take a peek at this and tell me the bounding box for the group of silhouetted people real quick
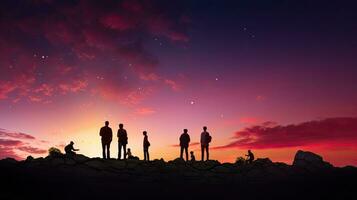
[99,121,150,160]
[64,121,255,163]
[179,126,212,161]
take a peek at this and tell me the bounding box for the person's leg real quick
[102,142,106,159]
[185,147,188,161]
[147,148,150,161]
[206,145,209,161]
[123,144,127,160]
[118,143,122,160]
[144,149,147,161]
[180,146,183,159]
[201,145,204,161]
[107,143,111,159]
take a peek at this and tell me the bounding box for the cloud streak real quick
[214,117,357,150]
[0,128,48,160]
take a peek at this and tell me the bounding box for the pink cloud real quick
[0,128,48,160]
[171,142,200,147]
[100,13,135,31]
[0,129,36,140]
[214,117,357,150]
[18,146,47,154]
[135,107,156,115]
[0,0,189,105]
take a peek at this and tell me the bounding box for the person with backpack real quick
[200,126,212,161]
[143,131,150,161]
[117,123,128,160]
[179,129,191,161]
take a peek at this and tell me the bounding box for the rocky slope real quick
[1,150,356,200]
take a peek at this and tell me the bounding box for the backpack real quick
[207,134,212,143]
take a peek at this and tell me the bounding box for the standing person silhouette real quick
[200,126,212,161]
[99,121,113,159]
[143,131,150,161]
[179,129,190,161]
[117,123,128,160]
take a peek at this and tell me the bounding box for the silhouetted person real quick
[143,131,150,161]
[65,141,79,155]
[117,123,128,160]
[190,151,196,161]
[200,126,212,161]
[126,148,134,159]
[99,121,113,159]
[179,129,190,161]
[246,150,254,164]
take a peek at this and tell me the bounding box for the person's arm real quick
[109,128,113,141]
[188,135,190,143]
[99,128,103,136]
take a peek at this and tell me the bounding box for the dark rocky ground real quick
[1,150,356,200]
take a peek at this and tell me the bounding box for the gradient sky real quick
[1,0,357,166]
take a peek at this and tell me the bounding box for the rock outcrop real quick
[0,150,356,200]
[293,150,333,171]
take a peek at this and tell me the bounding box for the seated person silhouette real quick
[246,150,254,164]
[190,151,196,161]
[126,148,139,160]
[65,141,79,155]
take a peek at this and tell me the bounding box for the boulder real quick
[293,150,333,171]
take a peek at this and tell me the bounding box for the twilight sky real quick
[1,0,357,166]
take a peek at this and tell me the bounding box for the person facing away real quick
[200,126,212,161]
[179,129,190,161]
[64,141,79,155]
[143,131,150,161]
[246,150,255,164]
[99,121,113,159]
[117,123,128,160]
[190,151,196,161]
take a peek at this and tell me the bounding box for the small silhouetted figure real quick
[200,126,212,161]
[65,141,79,155]
[179,129,190,161]
[126,148,139,160]
[143,131,150,161]
[99,121,113,159]
[117,123,128,160]
[126,148,133,159]
[246,150,254,164]
[190,151,196,161]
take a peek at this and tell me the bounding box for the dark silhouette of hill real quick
[0,150,356,200]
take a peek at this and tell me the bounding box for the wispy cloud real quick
[213,117,357,150]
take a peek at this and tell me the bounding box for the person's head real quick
[143,131,147,136]
[190,151,194,155]
[70,141,74,145]
[248,150,251,153]
[127,148,131,152]
[105,121,109,126]
[119,123,123,129]
[184,129,188,133]
[203,126,207,131]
